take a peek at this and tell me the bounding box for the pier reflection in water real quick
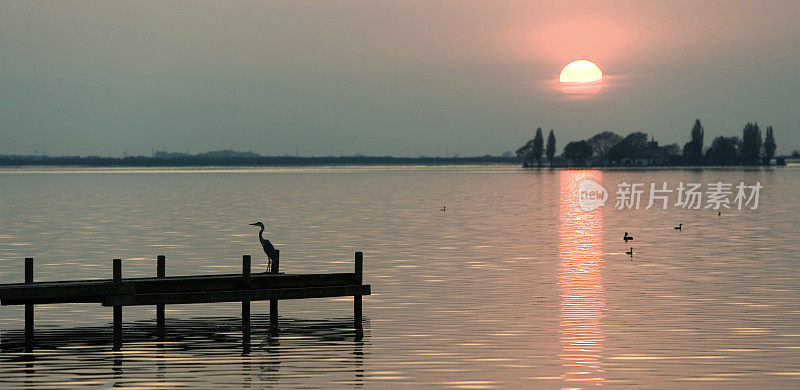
[559,170,606,386]
[0,316,368,387]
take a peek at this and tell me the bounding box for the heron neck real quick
[259,226,265,238]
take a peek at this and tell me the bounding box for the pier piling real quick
[24,257,33,351]
[113,258,122,350]
[156,255,165,333]
[270,250,280,332]
[355,252,363,330]
[242,254,252,353]
[242,254,251,330]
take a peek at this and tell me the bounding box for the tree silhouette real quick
[532,127,544,167]
[563,141,593,166]
[515,139,533,167]
[705,136,739,165]
[683,119,705,165]
[587,131,622,166]
[546,129,556,167]
[608,132,649,164]
[741,122,763,165]
[764,125,776,164]
[661,143,681,164]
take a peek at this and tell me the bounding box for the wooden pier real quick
[0,251,370,350]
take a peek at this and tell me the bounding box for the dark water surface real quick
[0,165,798,388]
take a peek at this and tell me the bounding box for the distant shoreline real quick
[0,155,795,168]
[0,155,518,167]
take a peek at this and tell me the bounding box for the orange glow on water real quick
[559,170,606,385]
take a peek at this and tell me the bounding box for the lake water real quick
[0,165,798,388]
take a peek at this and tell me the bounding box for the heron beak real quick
[249,223,258,226]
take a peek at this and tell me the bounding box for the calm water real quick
[0,165,799,388]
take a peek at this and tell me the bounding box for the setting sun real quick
[559,60,603,96]
[559,60,603,83]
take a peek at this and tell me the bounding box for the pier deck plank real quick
[0,273,363,305]
[102,284,371,306]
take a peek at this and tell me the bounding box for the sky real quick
[1,0,798,157]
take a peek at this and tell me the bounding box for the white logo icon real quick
[576,179,608,212]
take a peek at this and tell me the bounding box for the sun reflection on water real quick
[559,170,606,386]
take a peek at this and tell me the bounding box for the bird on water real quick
[624,232,634,242]
[250,222,278,273]
[441,206,446,212]
[626,247,634,257]
[674,223,683,230]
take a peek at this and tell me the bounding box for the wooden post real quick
[242,255,251,336]
[354,252,363,329]
[243,255,252,286]
[269,250,279,331]
[113,258,122,282]
[24,257,34,351]
[271,249,280,274]
[156,255,165,337]
[113,258,122,350]
[355,251,363,284]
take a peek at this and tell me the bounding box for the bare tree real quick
[587,131,622,166]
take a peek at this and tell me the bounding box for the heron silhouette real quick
[623,232,634,242]
[250,222,278,272]
[674,223,683,230]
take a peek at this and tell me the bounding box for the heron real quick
[626,247,634,257]
[674,223,683,230]
[623,232,634,242]
[250,222,278,273]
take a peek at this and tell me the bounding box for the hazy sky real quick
[1,1,798,157]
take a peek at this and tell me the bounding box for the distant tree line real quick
[0,153,518,167]
[516,119,784,167]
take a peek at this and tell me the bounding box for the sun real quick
[560,60,602,83]
[559,60,603,96]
